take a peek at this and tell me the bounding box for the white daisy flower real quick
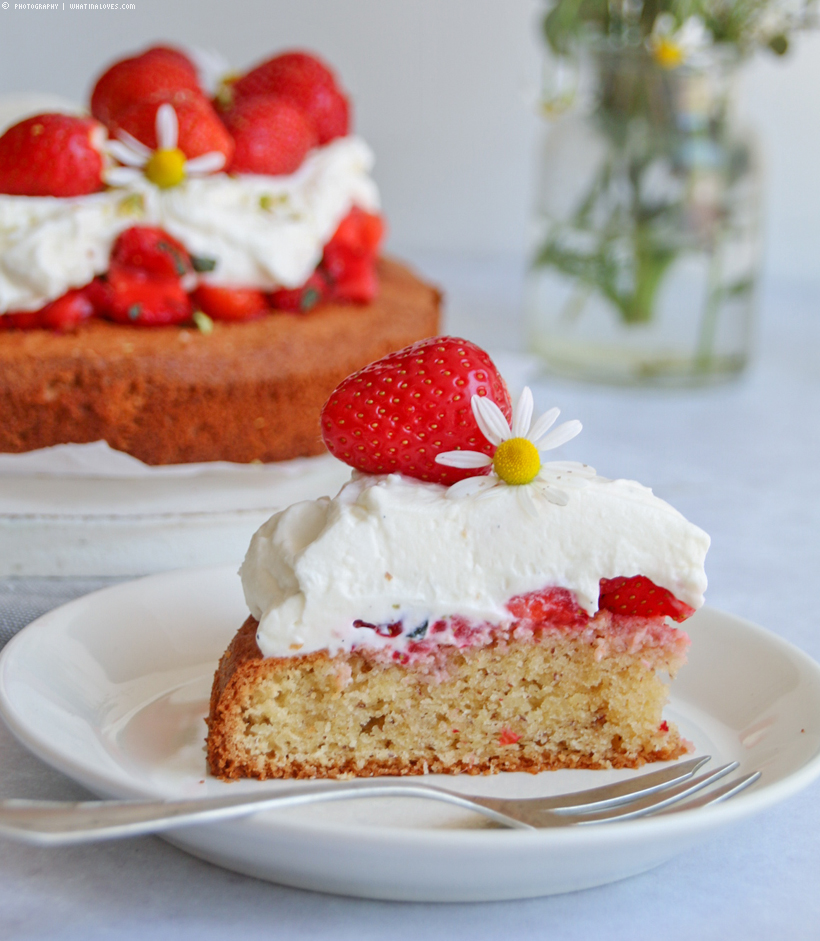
[434,387,596,516]
[648,14,711,69]
[105,103,226,190]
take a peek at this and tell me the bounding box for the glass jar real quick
[525,44,761,386]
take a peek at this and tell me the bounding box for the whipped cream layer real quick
[242,472,710,659]
[0,136,378,313]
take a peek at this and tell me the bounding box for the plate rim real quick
[2,565,820,848]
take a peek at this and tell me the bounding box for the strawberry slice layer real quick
[598,575,694,623]
[506,587,590,629]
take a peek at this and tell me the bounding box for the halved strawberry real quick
[191,283,268,322]
[91,46,201,127]
[0,114,105,197]
[0,310,44,331]
[1,285,98,332]
[222,95,317,176]
[598,576,694,622]
[229,51,350,144]
[327,206,385,256]
[322,207,384,303]
[97,269,192,326]
[324,248,378,303]
[269,271,328,312]
[321,336,512,484]
[111,226,194,280]
[111,90,234,164]
[506,587,590,629]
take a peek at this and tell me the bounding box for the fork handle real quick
[0,781,529,846]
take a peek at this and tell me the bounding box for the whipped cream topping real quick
[242,471,710,659]
[0,136,379,313]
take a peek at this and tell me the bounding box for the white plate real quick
[1,567,820,902]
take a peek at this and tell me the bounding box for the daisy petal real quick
[435,450,493,469]
[446,475,498,499]
[512,387,534,438]
[107,139,149,167]
[156,103,178,151]
[104,166,143,186]
[113,131,152,161]
[186,151,226,175]
[538,485,570,506]
[472,395,511,446]
[528,406,560,445]
[537,419,582,452]
[516,486,540,519]
[542,460,593,473]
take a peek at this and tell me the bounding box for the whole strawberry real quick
[0,114,105,197]
[321,337,512,485]
[91,45,201,127]
[111,90,234,163]
[222,95,317,176]
[229,50,350,144]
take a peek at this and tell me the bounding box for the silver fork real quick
[0,756,759,845]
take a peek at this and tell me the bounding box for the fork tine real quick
[568,761,740,825]
[530,755,711,813]
[653,771,761,816]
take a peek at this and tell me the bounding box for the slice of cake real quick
[0,45,440,464]
[207,337,710,780]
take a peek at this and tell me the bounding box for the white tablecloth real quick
[1,256,819,939]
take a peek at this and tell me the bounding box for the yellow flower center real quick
[492,437,541,486]
[144,148,187,189]
[652,39,684,69]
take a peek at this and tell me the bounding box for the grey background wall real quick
[0,0,817,286]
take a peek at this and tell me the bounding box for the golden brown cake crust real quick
[206,617,688,781]
[0,258,441,464]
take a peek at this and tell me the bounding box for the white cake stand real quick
[0,444,351,576]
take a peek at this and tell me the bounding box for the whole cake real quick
[207,337,710,780]
[0,45,440,464]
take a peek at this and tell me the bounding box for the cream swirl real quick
[0,136,379,313]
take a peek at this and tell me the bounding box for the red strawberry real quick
[191,283,268,322]
[598,576,694,623]
[97,269,192,326]
[111,226,194,280]
[507,587,590,629]
[112,91,234,163]
[324,249,379,303]
[39,287,97,331]
[1,285,98,332]
[321,336,512,484]
[0,114,105,197]
[269,271,328,313]
[321,207,384,303]
[91,46,201,127]
[328,207,385,256]
[222,95,317,176]
[230,51,350,144]
[0,310,44,331]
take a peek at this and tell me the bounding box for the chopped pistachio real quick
[192,310,214,335]
[191,255,217,273]
[117,193,146,217]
